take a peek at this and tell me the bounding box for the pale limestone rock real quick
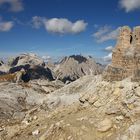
[54,55,103,83]
[94,100,103,108]
[33,115,38,120]
[118,121,140,140]
[41,86,52,94]
[79,93,90,103]
[97,118,113,132]
[134,87,140,97]
[115,115,124,121]
[11,53,45,67]
[103,26,140,82]
[105,105,121,115]
[88,95,98,104]
[32,129,40,135]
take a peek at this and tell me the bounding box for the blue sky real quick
[0,0,140,61]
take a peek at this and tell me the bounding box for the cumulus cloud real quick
[0,0,24,12]
[93,25,120,43]
[0,20,14,32]
[31,17,88,34]
[105,46,114,52]
[103,53,112,62]
[44,18,88,34]
[119,0,140,12]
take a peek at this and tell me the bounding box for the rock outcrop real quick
[9,53,54,81]
[10,53,45,67]
[0,60,10,74]
[54,55,103,83]
[103,26,140,81]
[0,78,64,122]
[2,75,140,140]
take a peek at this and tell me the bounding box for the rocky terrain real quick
[1,75,140,140]
[0,60,10,74]
[54,55,103,83]
[1,26,140,140]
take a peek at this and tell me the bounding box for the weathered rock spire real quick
[103,26,140,81]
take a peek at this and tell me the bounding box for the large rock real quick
[54,55,103,83]
[103,26,140,81]
[0,60,10,74]
[96,118,113,132]
[0,82,48,120]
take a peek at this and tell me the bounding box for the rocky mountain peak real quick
[54,55,103,83]
[10,53,45,67]
[103,26,140,81]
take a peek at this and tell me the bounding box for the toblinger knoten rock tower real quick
[103,26,140,81]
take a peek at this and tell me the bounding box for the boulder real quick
[96,118,113,132]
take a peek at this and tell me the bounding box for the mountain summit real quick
[54,55,103,83]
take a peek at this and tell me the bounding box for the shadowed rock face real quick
[69,55,87,63]
[9,54,54,81]
[0,71,6,75]
[27,66,54,81]
[54,55,103,83]
[103,26,140,81]
[0,61,4,66]
[9,64,31,73]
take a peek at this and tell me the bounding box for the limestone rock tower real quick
[103,26,140,81]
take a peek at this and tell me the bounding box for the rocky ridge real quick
[54,55,103,83]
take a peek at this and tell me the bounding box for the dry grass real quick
[0,73,17,82]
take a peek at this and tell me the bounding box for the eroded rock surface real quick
[8,53,54,81]
[0,60,10,74]
[54,55,103,83]
[1,75,140,140]
[103,26,140,81]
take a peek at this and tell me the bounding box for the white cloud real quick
[31,17,88,34]
[93,25,111,38]
[105,46,114,52]
[103,53,112,62]
[31,16,44,29]
[0,0,24,12]
[44,18,87,34]
[119,0,140,12]
[0,20,14,32]
[93,25,120,43]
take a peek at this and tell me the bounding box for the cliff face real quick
[103,26,140,81]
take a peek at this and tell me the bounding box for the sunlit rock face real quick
[0,60,10,74]
[54,55,103,83]
[103,26,140,81]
